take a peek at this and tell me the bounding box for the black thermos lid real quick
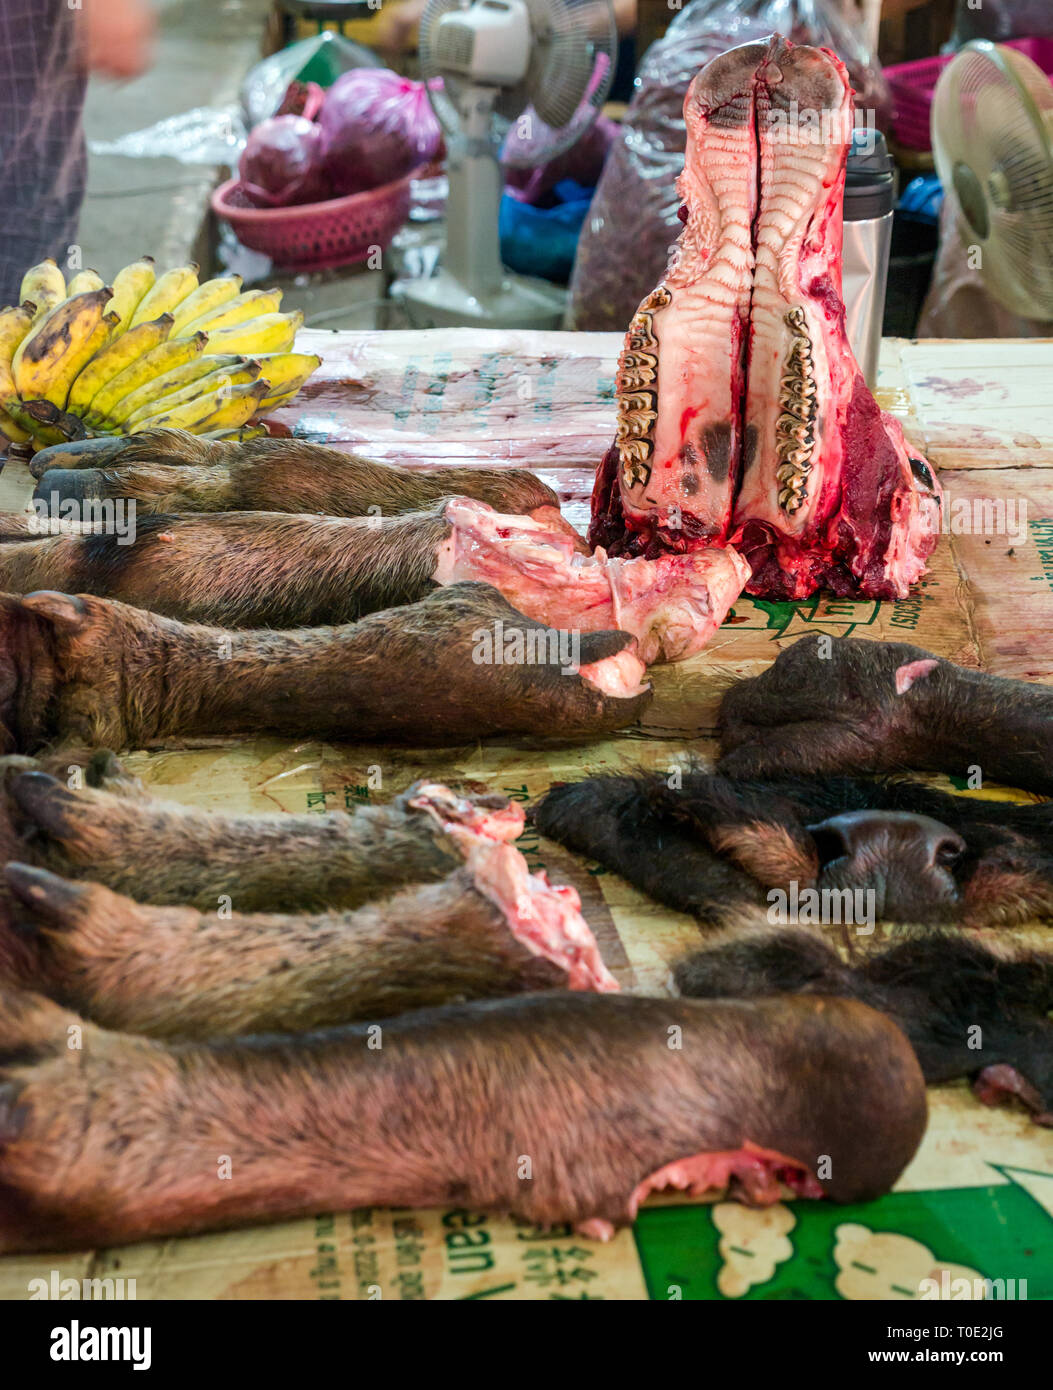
[844,128,894,221]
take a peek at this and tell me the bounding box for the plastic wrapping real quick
[917,199,1053,338]
[241,33,381,130]
[88,34,382,172]
[566,0,890,331]
[319,71,443,197]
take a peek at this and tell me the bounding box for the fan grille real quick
[419,0,615,167]
[933,41,1053,318]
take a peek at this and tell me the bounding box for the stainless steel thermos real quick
[842,127,895,388]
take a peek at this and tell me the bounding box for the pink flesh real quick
[590,36,941,602]
[526,505,591,553]
[458,834,619,993]
[736,41,940,600]
[409,782,618,992]
[434,497,750,665]
[407,782,526,843]
[578,647,649,698]
[895,658,939,695]
[577,1139,826,1242]
[972,1064,1052,1127]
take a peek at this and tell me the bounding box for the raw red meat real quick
[434,498,750,665]
[590,36,941,602]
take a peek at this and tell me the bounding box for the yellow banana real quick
[169,275,242,337]
[200,424,268,442]
[252,352,321,410]
[13,288,115,404]
[203,312,304,358]
[66,269,106,296]
[100,353,246,424]
[123,361,262,431]
[46,310,122,409]
[0,304,35,406]
[88,332,208,428]
[20,260,66,322]
[67,314,174,417]
[178,287,282,337]
[0,406,31,445]
[129,263,199,328]
[132,378,268,435]
[108,255,156,335]
[192,380,271,434]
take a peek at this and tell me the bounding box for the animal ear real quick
[20,591,88,629]
[895,658,939,694]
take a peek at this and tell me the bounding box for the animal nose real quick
[808,810,966,874]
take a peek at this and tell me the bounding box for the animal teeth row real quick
[775,306,817,514]
[615,285,671,491]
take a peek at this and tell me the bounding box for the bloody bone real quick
[0,583,650,754]
[590,37,941,601]
[434,498,751,663]
[735,40,940,598]
[593,41,762,553]
[7,773,527,913]
[2,828,616,1038]
[533,770,1053,929]
[32,428,571,523]
[675,930,1053,1127]
[0,986,926,1252]
[718,633,1053,795]
[2,499,748,662]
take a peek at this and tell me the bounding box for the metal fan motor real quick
[393,0,616,330]
[932,40,1053,319]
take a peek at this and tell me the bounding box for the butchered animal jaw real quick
[593,35,941,602]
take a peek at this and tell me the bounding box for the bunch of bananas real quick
[0,257,321,450]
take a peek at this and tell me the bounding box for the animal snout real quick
[807,810,966,923]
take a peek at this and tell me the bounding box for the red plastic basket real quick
[212,172,414,271]
[885,37,1053,153]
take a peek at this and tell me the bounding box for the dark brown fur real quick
[32,429,562,518]
[0,583,650,753]
[674,929,1053,1125]
[533,770,1053,928]
[8,772,480,911]
[1,862,570,1038]
[718,633,1053,794]
[0,508,451,627]
[0,986,926,1252]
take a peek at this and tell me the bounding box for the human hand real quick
[78,0,157,80]
[373,0,427,58]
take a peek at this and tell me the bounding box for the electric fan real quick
[394,0,617,330]
[932,40,1053,319]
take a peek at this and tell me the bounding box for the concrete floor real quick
[79,0,387,328]
[78,0,272,278]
